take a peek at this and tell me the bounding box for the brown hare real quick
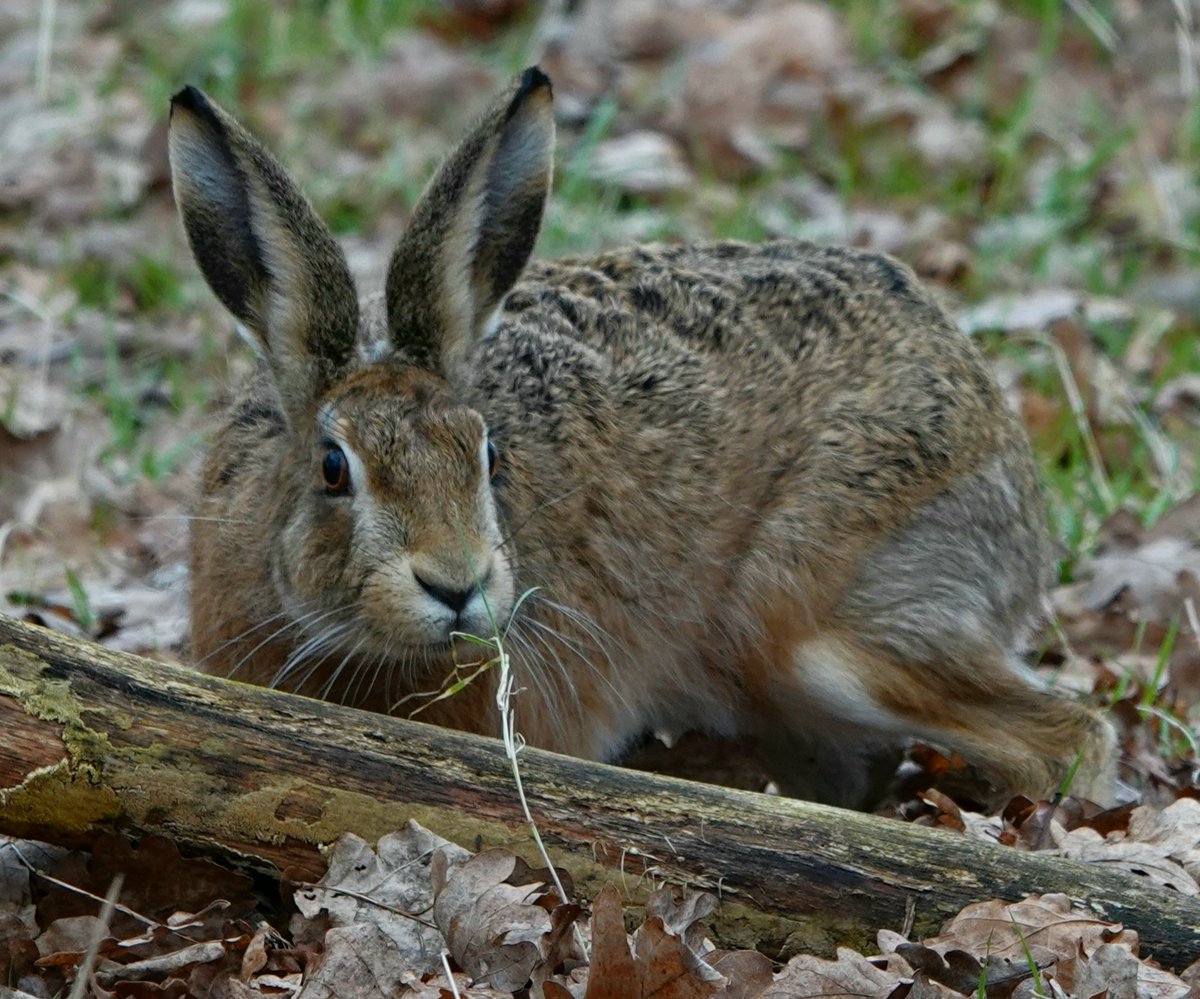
[170,68,1116,809]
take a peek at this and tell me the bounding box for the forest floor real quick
[2,0,1200,996]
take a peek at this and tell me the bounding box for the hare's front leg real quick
[753,723,904,810]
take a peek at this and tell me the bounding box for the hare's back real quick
[504,241,1005,446]
[511,240,971,375]
[485,239,1021,543]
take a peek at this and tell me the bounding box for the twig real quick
[1064,0,1118,52]
[6,842,199,942]
[524,0,568,67]
[1172,0,1197,97]
[495,640,572,906]
[68,875,123,999]
[440,949,463,999]
[1036,331,1115,510]
[492,624,590,962]
[1185,596,1200,656]
[291,881,437,929]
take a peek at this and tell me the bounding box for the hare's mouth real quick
[343,616,502,663]
[399,631,505,659]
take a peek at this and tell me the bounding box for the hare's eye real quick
[486,438,499,479]
[321,445,351,495]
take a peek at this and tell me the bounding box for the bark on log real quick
[1,614,1197,969]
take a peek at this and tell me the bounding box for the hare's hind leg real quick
[753,456,1116,806]
[966,679,1117,804]
[812,454,1115,805]
[860,641,1118,805]
[770,632,1117,807]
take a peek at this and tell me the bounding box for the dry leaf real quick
[760,947,904,999]
[37,835,254,944]
[399,968,513,999]
[632,917,725,999]
[957,290,1131,336]
[589,132,694,197]
[432,848,572,992]
[0,367,71,439]
[929,894,1136,963]
[34,915,113,966]
[299,924,421,999]
[643,889,716,953]
[0,987,49,999]
[670,1,848,177]
[239,923,272,982]
[1054,827,1199,894]
[94,940,227,984]
[291,822,470,996]
[705,950,774,999]
[583,885,638,999]
[1126,799,1200,882]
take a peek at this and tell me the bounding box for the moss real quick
[1,760,123,833]
[0,649,83,725]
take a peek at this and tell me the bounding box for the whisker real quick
[136,515,258,525]
[191,610,291,670]
[523,614,635,718]
[227,606,344,681]
[383,640,401,713]
[268,604,361,687]
[331,636,374,705]
[531,594,627,666]
[505,622,562,716]
[361,647,392,711]
[275,621,356,691]
[281,638,353,696]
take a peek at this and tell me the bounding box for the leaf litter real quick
[6,824,1199,999]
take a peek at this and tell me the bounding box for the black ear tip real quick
[170,85,211,119]
[516,66,552,101]
[504,67,552,122]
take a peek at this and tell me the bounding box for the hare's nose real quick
[413,572,478,614]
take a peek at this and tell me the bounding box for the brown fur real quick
[172,70,1117,809]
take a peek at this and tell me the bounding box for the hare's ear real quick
[386,67,554,375]
[168,86,358,422]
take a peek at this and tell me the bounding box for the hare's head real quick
[169,70,554,658]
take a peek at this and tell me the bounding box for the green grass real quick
[65,255,185,314]
[1009,916,1047,999]
[79,318,208,482]
[64,567,96,632]
[132,0,433,105]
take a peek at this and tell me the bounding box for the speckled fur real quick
[173,71,1116,809]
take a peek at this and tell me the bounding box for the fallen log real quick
[1,614,1197,968]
